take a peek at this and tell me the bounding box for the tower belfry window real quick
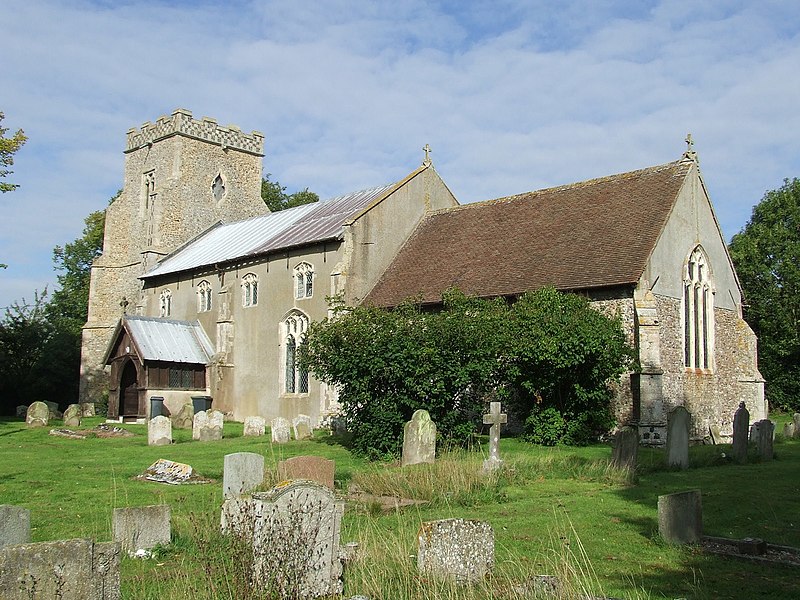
[212,174,225,202]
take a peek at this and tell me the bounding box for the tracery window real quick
[283,311,309,394]
[294,262,314,299]
[197,280,212,312]
[242,273,259,307]
[683,246,714,370]
[159,289,172,318]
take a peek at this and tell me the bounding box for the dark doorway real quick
[120,360,140,416]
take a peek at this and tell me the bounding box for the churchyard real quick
[1,412,799,599]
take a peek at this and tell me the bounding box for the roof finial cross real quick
[119,296,130,314]
[683,133,699,163]
[422,143,432,166]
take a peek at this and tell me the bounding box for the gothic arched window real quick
[242,273,258,307]
[282,311,309,394]
[294,262,314,300]
[683,246,714,370]
[159,289,172,318]
[197,280,212,312]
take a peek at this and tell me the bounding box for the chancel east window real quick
[283,311,309,394]
[294,262,314,299]
[197,280,212,312]
[683,246,714,370]
[159,289,172,318]
[242,273,259,307]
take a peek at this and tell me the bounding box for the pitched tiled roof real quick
[364,159,693,307]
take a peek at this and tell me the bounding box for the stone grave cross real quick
[483,402,507,471]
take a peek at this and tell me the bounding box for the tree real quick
[0,111,27,193]
[729,178,800,412]
[261,174,319,211]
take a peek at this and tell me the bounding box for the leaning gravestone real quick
[147,415,172,446]
[139,459,211,485]
[1,504,31,549]
[278,455,335,490]
[402,409,437,467]
[482,402,507,472]
[26,401,50,427]
[251,480,345,598]
[0,538,120,599]
[708,424,722,445]
[417,518,494,583]
[751,419,775,461]
[293,414,313,440]
[112,505,171,557]
[193,410,224,441]
[611,426,638,470]
[224,452,265,498]
[243,416,266,437]
[666,406,690,469]
[658,489,702,544]
[271,417,291,444]
[63,403,82,428]
[172,402,194,430]
[731,402,750,464]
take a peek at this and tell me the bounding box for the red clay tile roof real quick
[364,159,693,307]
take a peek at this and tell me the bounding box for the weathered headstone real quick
[293,414,312,440]
[0,505,31,549]
[417,518,494,583]
[666,406,690,469]
[658,489,702,544]
[224,452,265,498]
[243,416,266,437]
[402,409,436,467]
[26,401,50,427]
[271,417,291,444]
[148,415,172,446]
[783,422,795,439]
[44,400,62,419]
[192,410,206,440]
[251,480,345,598]
[63,403,82,428]
[482,402,507,472]
[732,402,750,464]
[0,538,121,599]
[16,405,28,418]
[793,413,800,439]
[171,402,194,430]
[81,402,96,417]
[112,505,171,556]
[278,455,335,490]
[751,419,775,461]
[193,410,224,441]
[708,424,722,445]
[611,426,638,470]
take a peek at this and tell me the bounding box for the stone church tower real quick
[79,109,269,403]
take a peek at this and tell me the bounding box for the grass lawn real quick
[1,416,798,599]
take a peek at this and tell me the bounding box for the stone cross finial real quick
[482,401,507,472]
[683,133,698,163]
[422,143,432,166]
[120,296,130,314]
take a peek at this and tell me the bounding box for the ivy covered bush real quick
[301,287,636,458]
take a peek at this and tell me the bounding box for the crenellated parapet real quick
[125,108,264,156]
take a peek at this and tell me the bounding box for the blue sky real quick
[2,0,799,310]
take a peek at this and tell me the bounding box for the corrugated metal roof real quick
[124,316,214,364]
[143,183,396,279]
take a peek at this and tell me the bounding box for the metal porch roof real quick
[122,316,214,364]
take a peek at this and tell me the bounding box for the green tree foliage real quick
[261,174,319,212]
[0,111,27,193]
[729,178,800,412]
[301,287,635,457]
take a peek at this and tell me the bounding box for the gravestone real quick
[793,413,800,439]
[192,410,207,440]
[148,415,172,446]
[783,422,795,439]
[243,416,266,437]
[0,538,120,599]
[193,410,224,441]
[731,402,750,464]
[251,480,345,598]
[611,426,638,470]
[658,489,702,544]
[139,459,211,485]
[271,417,291,444]
[172,402,194,430]
[293,414,312,440]
[112,505,171,556]
[402,409,436,467]
[81,402,96,417]
[63,403,82,427]
[44,400,62,419]
[751,419,775,461]
[708,424,722,445]
[666,406,690,469]
[16,405,28,418]
[482,402,507,472]
[26,401,50,427]
[1,504,31,549]
[278,455,335,490]
[417,518,494,583]
[224,452,265,498]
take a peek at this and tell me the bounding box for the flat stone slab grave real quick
[137,459,212,485]
[702,535,800,567]
[417,518,494,583]
[112,505,171,556]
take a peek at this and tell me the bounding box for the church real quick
[80,109,765,443]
